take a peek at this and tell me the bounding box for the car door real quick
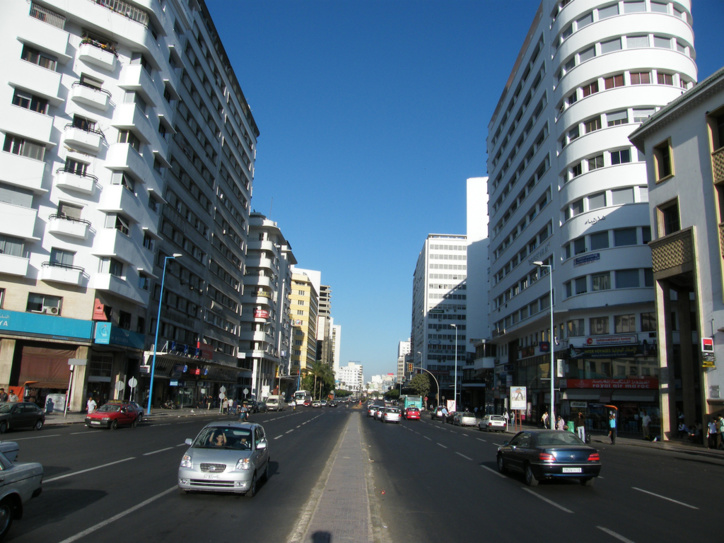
[505,432,532,473]
[253,426,269,470]
[12,404,32,429]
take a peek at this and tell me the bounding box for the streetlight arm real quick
[412,366,441,408]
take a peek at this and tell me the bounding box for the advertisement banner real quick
[510,386,527,410]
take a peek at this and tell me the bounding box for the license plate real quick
[203,474,219,480]
[562,467,582,473]
[91,421,100,425]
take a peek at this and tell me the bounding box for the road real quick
[5,407,724,542]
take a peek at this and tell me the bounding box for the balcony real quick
[119,64,158,107]
[69,81,111,111]
[113,103,155,145]
[39,262,84,286]
[54,168,97,195]
[713,147,724,184]
[93,228,138,265]
[78,39,117,71]
[10,58,62,104]
[0,253,29,277]
[650,227,694,279]
[63,124,104,154]
[98,184,143,221]
[47,214,90,240]
[19,11,71,63]
[106,143,149,181]
[2,105,53,144]
[0,152,47,192]
[0,202,37,239]
[90,273,146,305]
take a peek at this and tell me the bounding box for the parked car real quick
[404,407,421,420]
[431,407,446,420]
[480,414,507,432]
[312,401,321,408]
[367,404,380,418]
[381,407,401,424]
[497,430,601,487]
[452,411,477,426]
[0,402,45,433]
[256,401,268,413]
[0,442,43,540]
[178,421,270,496]
[85,401,142,429]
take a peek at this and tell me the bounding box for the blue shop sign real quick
[0,309,92,341]
[93,322,144,349]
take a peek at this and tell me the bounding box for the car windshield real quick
[461,412,474,417]
[97,404,122,413]
[195,427,252,450]
[489,415,504,421]
[388,408,400,414]
[535,432,585,447]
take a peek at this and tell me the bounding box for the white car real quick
[381,407,401,424]
[0,442,43,539]
[452,411,477,426]
[479,414,508,432]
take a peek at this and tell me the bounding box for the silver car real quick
[381,407,401,423]
[480,414,508,432]
[0,442,43,539]
[178,421,270,496]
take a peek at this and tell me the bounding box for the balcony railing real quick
[55,168,98,183]
[80,36,118,58]
[30,2,66,30]
[48,213,92,226]
[650,227,694,276]
[712,146,724,184]
[90,0,149,27]
[71,80,111,98]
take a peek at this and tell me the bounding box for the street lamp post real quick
[147,253,182,415]
[534,260,555,429]
[451,323,458,411]
[413,365,440,410]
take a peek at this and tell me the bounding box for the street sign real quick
[115,381,125,392]
[68,358,88,366]
[128,377,137,389]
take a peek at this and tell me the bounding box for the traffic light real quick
[408,362,413,373]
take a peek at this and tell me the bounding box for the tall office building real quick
[0,0,258,410]
[289,268,320,376]
[317,284,333,366]
[486,0,696,423]
[397,338,411,384]
[411,234,467,406]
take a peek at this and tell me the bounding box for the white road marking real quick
[632,487,698,509]
[286,429,294,434]
[597,526,636,543]
[522,488,573,513]
[44,457,136,483]
[480,465,506,479]
[274,435,283,440]
[436,443,447,449]
[424,436,432,441]
[476,438,487,443]
[456,452,472,461]
[143,447,175,456]
[58,486,177,543]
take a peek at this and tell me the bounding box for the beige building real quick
[289,268,319,376]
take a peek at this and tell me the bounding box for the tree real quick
[410,373,431,399]
[385,389,400,401]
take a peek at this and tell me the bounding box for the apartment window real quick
[633,108,656,122]
[111,171,135,191]
[576,12,593,29]
[653,139,673,180]
[570,199,584,218]
[58,202,82,220]
[657,72,674,85]
[610,149,631,164]
[611,188,634,205]
[584,116,601,133]
[50,248,74,267]
[581,81,599,97]
[588,154,604,171]
[604,74,624,89]
[630,71,651,85]
[676,41,687,54]
[124,91,148,114]
[624,1,645,13]
[0,234,24,257]
[591,316,610,335]
[575,277,587,294]
[80,73,103,90]
[12,89,49,114]
[589,191,606,210]
[568,318,585,336]
[2,134,45,161]
[590,231,609,250]
[606,111,628,127]
[650,1,668,13]
[658,200,680,235]
[627,35,649,49]
[568,126,580,142]
[710,109,724,151]
[130,52,152,74]
[598,4,619,19]
[143,232,154,251]
[65,158,88,176]
[20,45,57,71]
[616,270,640,289]
[561,24,573,40]
[570,162,582,178]
[601,38,622,54]
[139,273,150,291]
[615,313,636,333]
[118,130,141,151]
[654,36,671,49]
[579,46,595,62]
[567,91,578,106]
[574,238,586,255]
[99,257,124,277]
[592,272,611,291]
[0,183,33,207]
[641,312,656,332]
[27,293,61,313]
[106,213,130,235]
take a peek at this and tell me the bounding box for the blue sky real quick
[207,0,724,381]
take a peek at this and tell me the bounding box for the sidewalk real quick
[43,405,215,426]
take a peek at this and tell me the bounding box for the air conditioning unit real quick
[42,306,59,315]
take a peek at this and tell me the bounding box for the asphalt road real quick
[5,408,724,542]
[362,413,724,543]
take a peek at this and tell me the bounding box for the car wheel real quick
[247,472,257,497]
[111,420,118,430]
[581,477,595,487]
[497,455,507,474]
[0,422,6,434]
[34,419,43,431]
[524,463,539,487]
[0,498,13,540]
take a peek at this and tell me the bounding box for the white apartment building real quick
[411,234,467,406]
[241,213,296,400]
[486,0,696,426]
[0,0,258,410]
[337,361,363,393]
[629,67,724,439]
[397,338,411,383]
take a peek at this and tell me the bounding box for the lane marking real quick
[632,487,698,509]
[274,435,283,440]
[10,434,61,440]
[456,452,472,461]
[476,438,487,443]
[424,436,432,441]
[44,457,136,483]
[480,465,506,479]
[286,429,294,434]
[58,486,177,543]
[143,447,175,456]
[436,443,447,449]
[597,526,636,543]
[522,488,573,513]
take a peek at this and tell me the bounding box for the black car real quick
[0,402,45,433]
[496,430,601,487]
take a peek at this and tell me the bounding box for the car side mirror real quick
[185,438,193,445]
[256,440,267,450]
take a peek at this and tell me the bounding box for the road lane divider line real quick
[596,526,636,543]
[424,436,432,440]
[480,465,506,479]
[286,429,294,434]
[436,443,447,449]
[44,457,136,483]
[11,434,62,440]
[632,487,698,509]
[274,435,283,440]
[522,488,573,513]
[456,452,472,460]
[143,447,175,456]
[58,486,177,543]
[476,438,487,442]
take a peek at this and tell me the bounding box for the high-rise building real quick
[486,0,696,421]
[317,284,333,365]
[0,0,258,410]
[289,268,320,376]
[337,361,363,394]
[411,234,467,406]
[397,339,411,384]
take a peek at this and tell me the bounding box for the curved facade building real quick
[486,0,697,431]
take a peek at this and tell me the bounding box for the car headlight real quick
[235,458,251,470]
[102,417,111,421]
[180,454,193,469]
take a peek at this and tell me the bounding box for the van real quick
[266,395,284,411]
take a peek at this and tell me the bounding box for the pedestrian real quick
[8,390,18,402]
[474,406,478,417]
[556,415,566,431]
[718,416,724,449]
[222,397,228,414]
[541,410,549,429]
[641,410,652,440]
[575,412,586,442]
[609,412,617,445]
[504,410,509,427]
[0,388,7,402]
[707,418,718,449]
[87,395,97,414]
[441,405,448,424]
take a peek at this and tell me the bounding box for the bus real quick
[293,390,311,406]
[401,395,423,411]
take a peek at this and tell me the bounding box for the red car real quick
[404,407,421,420]
[85,401,143,429]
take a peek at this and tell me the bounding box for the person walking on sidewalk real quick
[575,412,586,442]
[609,412,617,445]
[707,418,719,449]
[642,410,652,440]
[541,410,549,429]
